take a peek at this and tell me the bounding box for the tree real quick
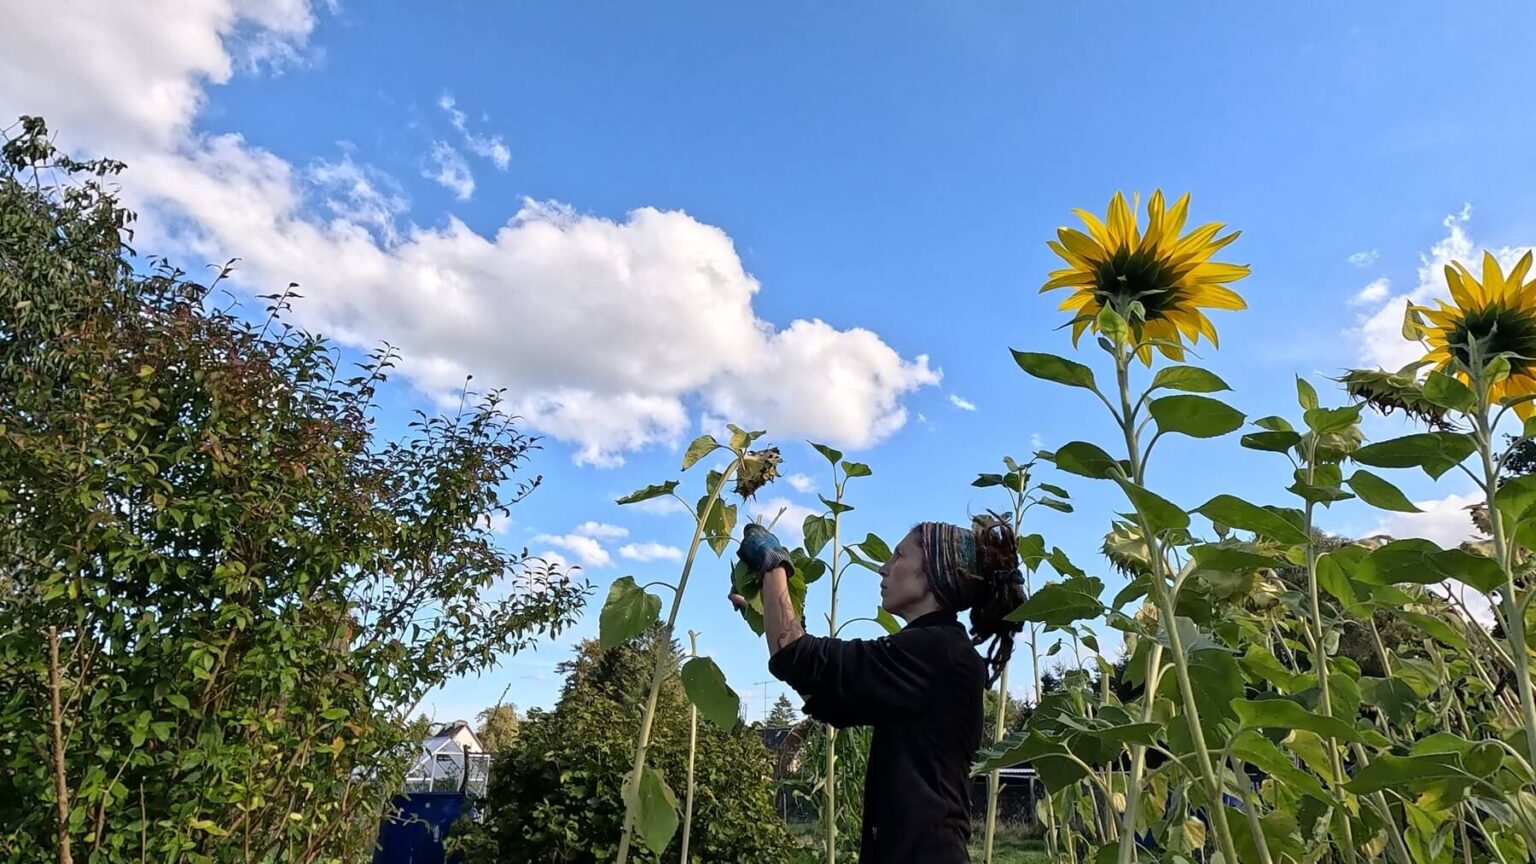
[454,634,793,863]
[476,704,520,752]
[765,694,798,727]
[0,118,588,862]
[982,687,1029,739]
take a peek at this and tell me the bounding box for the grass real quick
[968,833,1049,864]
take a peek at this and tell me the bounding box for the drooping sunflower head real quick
[1415,250,1536,417]
[1043,190,1250,364]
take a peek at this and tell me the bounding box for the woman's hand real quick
[737,523,792,576]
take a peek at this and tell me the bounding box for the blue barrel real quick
[373,792,468,864]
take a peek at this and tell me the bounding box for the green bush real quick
[456,633,793,863]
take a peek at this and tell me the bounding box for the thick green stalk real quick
[824,473,845,864]
[1110,347,1241,864]
[1473,398,1536,770]
[982,661,1009,864]
[615,462,738,864]
[1299,458,1359,864]
[680,632,700,864]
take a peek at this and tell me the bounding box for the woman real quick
[731,516,1025,863]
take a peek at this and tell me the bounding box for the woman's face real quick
[878,529,931,620]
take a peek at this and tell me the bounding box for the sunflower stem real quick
[1108,343,1242,864]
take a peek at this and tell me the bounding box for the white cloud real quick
[745,496,819,544]
[785,473,818,494]
[423,141,474,200]
[619,542,683,562]
[308,149,408,245]
[1369,491,1481,548]
[0,1,940,468]
[1347,249,1380,268]
[573,521,628,540]
[533,532,612,568]
[438,92,510,171]
[1029,433,1045,451]
[1350,277,1391,307]
[949,394,977,412]
[1349,205,1536,372]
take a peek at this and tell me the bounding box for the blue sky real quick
[5,2,1535,722]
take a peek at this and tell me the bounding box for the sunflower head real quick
[1414,250,1536,418]
[1043,190,1250,364]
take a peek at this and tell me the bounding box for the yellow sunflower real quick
[1043,191,1250,364]
[1414,250,1536,417]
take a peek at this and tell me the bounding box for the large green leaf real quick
[1006,577,1104,627]
[1357,538,1504,592]
[875,607,902,634]
[1116,479,1189,532]
[1360,676,1420,727]
[857,532,891,563]
[680,656,740,730]
[1190,543,1287,572]
[1237,644,1310,693]
[681,434,718,471]
[1303,405,1363,434]
[1149,394,1245,438]
[1344,753,1466,795]
[1151,365,1231,393]
[703,501,737,556]
[616,481,679,505]
[1231,733,1335,804]
[841,460,872,478]
[803,514,833,558]
[1351,432,1476,479]
[599,577,662,650]
[1422,370,1476,412]
[1011,350,1098,390]
[1017,533,1048,571]
[624,767,680,855]
[1346,470,1421,513]
[971,730,1088,792]
[1051,441,1122,480]
[1241,430,1302,453]
[809,441,844,465]
[1194,495,1309,544]
[1388,608,1468,652]
[1231,697,1362,743]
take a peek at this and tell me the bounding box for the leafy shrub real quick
[0,117,586,862]
[456,632,793,863]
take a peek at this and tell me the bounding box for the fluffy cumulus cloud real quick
[618,542,683,562]
[1348,205,1536,372]
[1347,249,1380,268]
[533,521,629,568]
[0,0,939,468]
[784,473,817,494]
[744,496,819,545]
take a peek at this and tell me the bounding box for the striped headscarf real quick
[918,521,977,612]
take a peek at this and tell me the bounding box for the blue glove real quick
[738,523,793,577]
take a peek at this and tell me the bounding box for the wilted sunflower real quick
[1043,191,1250,364]
[1413,250,1536,417]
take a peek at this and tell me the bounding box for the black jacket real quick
[769,610,984,863]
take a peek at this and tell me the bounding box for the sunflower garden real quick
[587,189,1536,863]
[10,111,1536,864]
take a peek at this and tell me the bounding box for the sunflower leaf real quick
[1422,371,1476,413]
[1151,365,1231,394]
[1011,350,1098,391]
[1149,395,1245,439]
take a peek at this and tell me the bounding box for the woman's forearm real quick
[762,565,806,655]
